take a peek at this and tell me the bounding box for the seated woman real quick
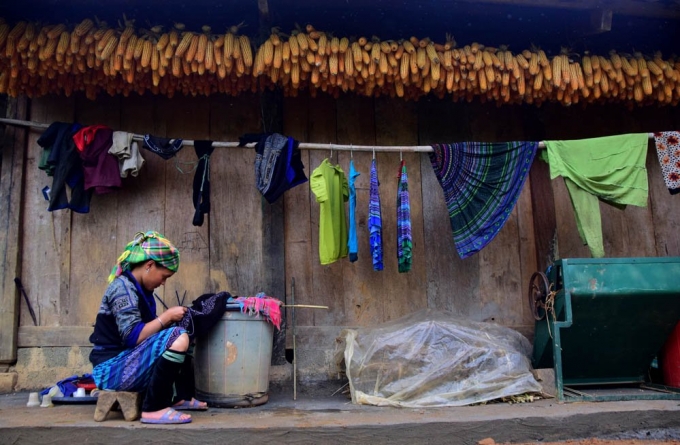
[89,231,207,424]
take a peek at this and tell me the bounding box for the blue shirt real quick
[347,160,360,262]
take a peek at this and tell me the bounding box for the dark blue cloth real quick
[40,373,93,397]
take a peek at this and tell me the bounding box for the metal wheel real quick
[528,271,550,321]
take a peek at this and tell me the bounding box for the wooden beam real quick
[18,326,92,347]
[456,0,680,19]
[0,96,28,364]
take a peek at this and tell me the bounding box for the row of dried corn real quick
[0,18,678,106]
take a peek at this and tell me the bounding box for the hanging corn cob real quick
[0,18,678,106]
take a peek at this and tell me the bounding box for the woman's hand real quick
[162,305,188,323]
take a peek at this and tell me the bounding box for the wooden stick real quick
[0,117,658,152]
[282,304,329,309]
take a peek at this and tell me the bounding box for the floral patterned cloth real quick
[653,131,680,195]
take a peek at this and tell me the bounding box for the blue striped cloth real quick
[368,159,383,271]
[92,327,184,391]
[429,142,537,259]
[397,160,412,273]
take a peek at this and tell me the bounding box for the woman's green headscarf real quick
[108,231,180,283]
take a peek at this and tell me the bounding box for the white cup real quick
[26,392,40,407]
[74,387,86,398]
[40,394,53,408]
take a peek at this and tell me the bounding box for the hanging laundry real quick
[311,158,349,265]
[229,293,282,330]
[109,131,145,178]
[73,124,108,152]
[369,158,384,271]
[543,134,648,258]
[142,135,184,160]
[240,132,308,203]
[37,122,91,213]
[75,125,121,194]
[397,160,412,273]
[430,141,537,259]
[347,159,360,262]
[653,131,680,195]
[192,140,215,226]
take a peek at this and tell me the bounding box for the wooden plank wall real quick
[13,92,680,381]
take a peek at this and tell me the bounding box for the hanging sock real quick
[396,160,412,273]
[192,141,215,226]
[543,134,648,258]
[430,141,537,259]
[347,159,360,262]
[369,159,383,271]
[653,131,680,195]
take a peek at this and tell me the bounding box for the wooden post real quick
[258,0,288,366]
[0,96,29,364]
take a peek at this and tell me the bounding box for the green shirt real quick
[311,159,349,265]
[543,133,648,258]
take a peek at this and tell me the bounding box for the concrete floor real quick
[2,388,680,445]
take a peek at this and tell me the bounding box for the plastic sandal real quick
[140,408,192,424]
[173,398,208,411]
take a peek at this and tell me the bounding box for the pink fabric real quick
[233,294,282,330]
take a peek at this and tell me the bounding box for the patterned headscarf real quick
[108,231,180,283]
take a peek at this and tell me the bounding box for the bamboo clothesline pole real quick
[0,117,658,152]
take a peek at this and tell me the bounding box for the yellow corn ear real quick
[97,29,115,52]
[99,33,117,60]
[296,33,308,51]
[196,33,208,63]
[339,37,349,53]
[133,37,145,59]
[239,35,252,66]
[125,34,137,61]
[175,32,193,58]
[45,23,64,40]
[344,50,354,76]
[156,33,169,51]
[56,31,70,56]
[74,19,94,37]
[16,22,34,52]
[317,33,327,56]
[39,37,57,61]
[69,30,80,54]
[185,34,199,62]
[403,40,415,54]
[273,43,282,68]
[426,43,439,65]
[141,39,153,67]
[263,39,273,66]
[223,32,235,59]
[0,24,10,50]
[552,56,562,87]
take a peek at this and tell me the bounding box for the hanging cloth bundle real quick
[142,135,184,160]
[429,141,537,259]
[192,140,215,227]
[396,160,412,273]
[369,158,383,271]
[347,159,360,262]
[653,131,680,195]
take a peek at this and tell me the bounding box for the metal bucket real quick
[194,310,274,407]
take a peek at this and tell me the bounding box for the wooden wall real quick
[9,91,680,382]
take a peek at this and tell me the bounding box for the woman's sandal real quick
[140,407,192,424]
[173,398,208,411]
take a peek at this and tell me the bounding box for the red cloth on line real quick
[73,125,108,152]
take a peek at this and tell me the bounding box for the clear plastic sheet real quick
[335,309,542,407]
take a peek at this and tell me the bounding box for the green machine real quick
[529,257,680,401]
